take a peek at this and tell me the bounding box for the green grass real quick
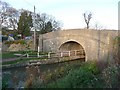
[2,57,47,65]
[2,51,18,59]
[2,51,47,59]
[2,51,29,59]
[2,51,48,65]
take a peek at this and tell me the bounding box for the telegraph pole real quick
[33,6,36,51]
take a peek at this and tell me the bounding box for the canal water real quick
[2,59,84,88]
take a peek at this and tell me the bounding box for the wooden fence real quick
[25,49,85,59]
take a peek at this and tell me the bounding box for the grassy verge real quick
[2,51,49,65]
[2,51,18,59]
[2,51,47,59]
[2,58,44,65]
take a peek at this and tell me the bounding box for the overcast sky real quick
[4,0,119,30]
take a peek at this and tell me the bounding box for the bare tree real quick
[35,13,62,34]
[83,12,92,29]
[7,7,19,30]
[0,0,9,26]
[94,22,103,30]
[0,0,19,30]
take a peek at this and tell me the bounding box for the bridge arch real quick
[58,40,86,61]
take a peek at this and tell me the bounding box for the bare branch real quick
[83,12,92,29]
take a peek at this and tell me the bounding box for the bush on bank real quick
[46,61,119,88]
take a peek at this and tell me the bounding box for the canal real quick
[2,59,84,88]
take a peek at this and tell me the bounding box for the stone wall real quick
[39,29,118,62]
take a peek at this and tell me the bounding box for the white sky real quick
[3,0,119,30]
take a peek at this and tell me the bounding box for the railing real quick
[17,49,85,59]
[48,49,85,58]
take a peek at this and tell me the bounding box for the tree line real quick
[0,0,96,39]
[0,0,62,39]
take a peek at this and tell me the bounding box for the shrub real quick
[25,61,103,88]
[53,62,119,88]
[5,40,26,45]
[102,65,119,88]
[47,68,95,88]
[47,61,100,88]
[113,36,120,65]
[80,61,100,74]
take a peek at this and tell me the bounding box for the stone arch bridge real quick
[39,29,118,62]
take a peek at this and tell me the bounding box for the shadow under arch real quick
[58,41,86,61]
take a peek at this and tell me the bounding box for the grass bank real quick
[2,51,48,65]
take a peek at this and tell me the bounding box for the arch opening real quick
[59,41,85,61]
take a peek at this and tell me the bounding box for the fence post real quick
[48,52,51,58]
[27,53,29,58]
[61,52,63,57]
[37,52,39,58]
